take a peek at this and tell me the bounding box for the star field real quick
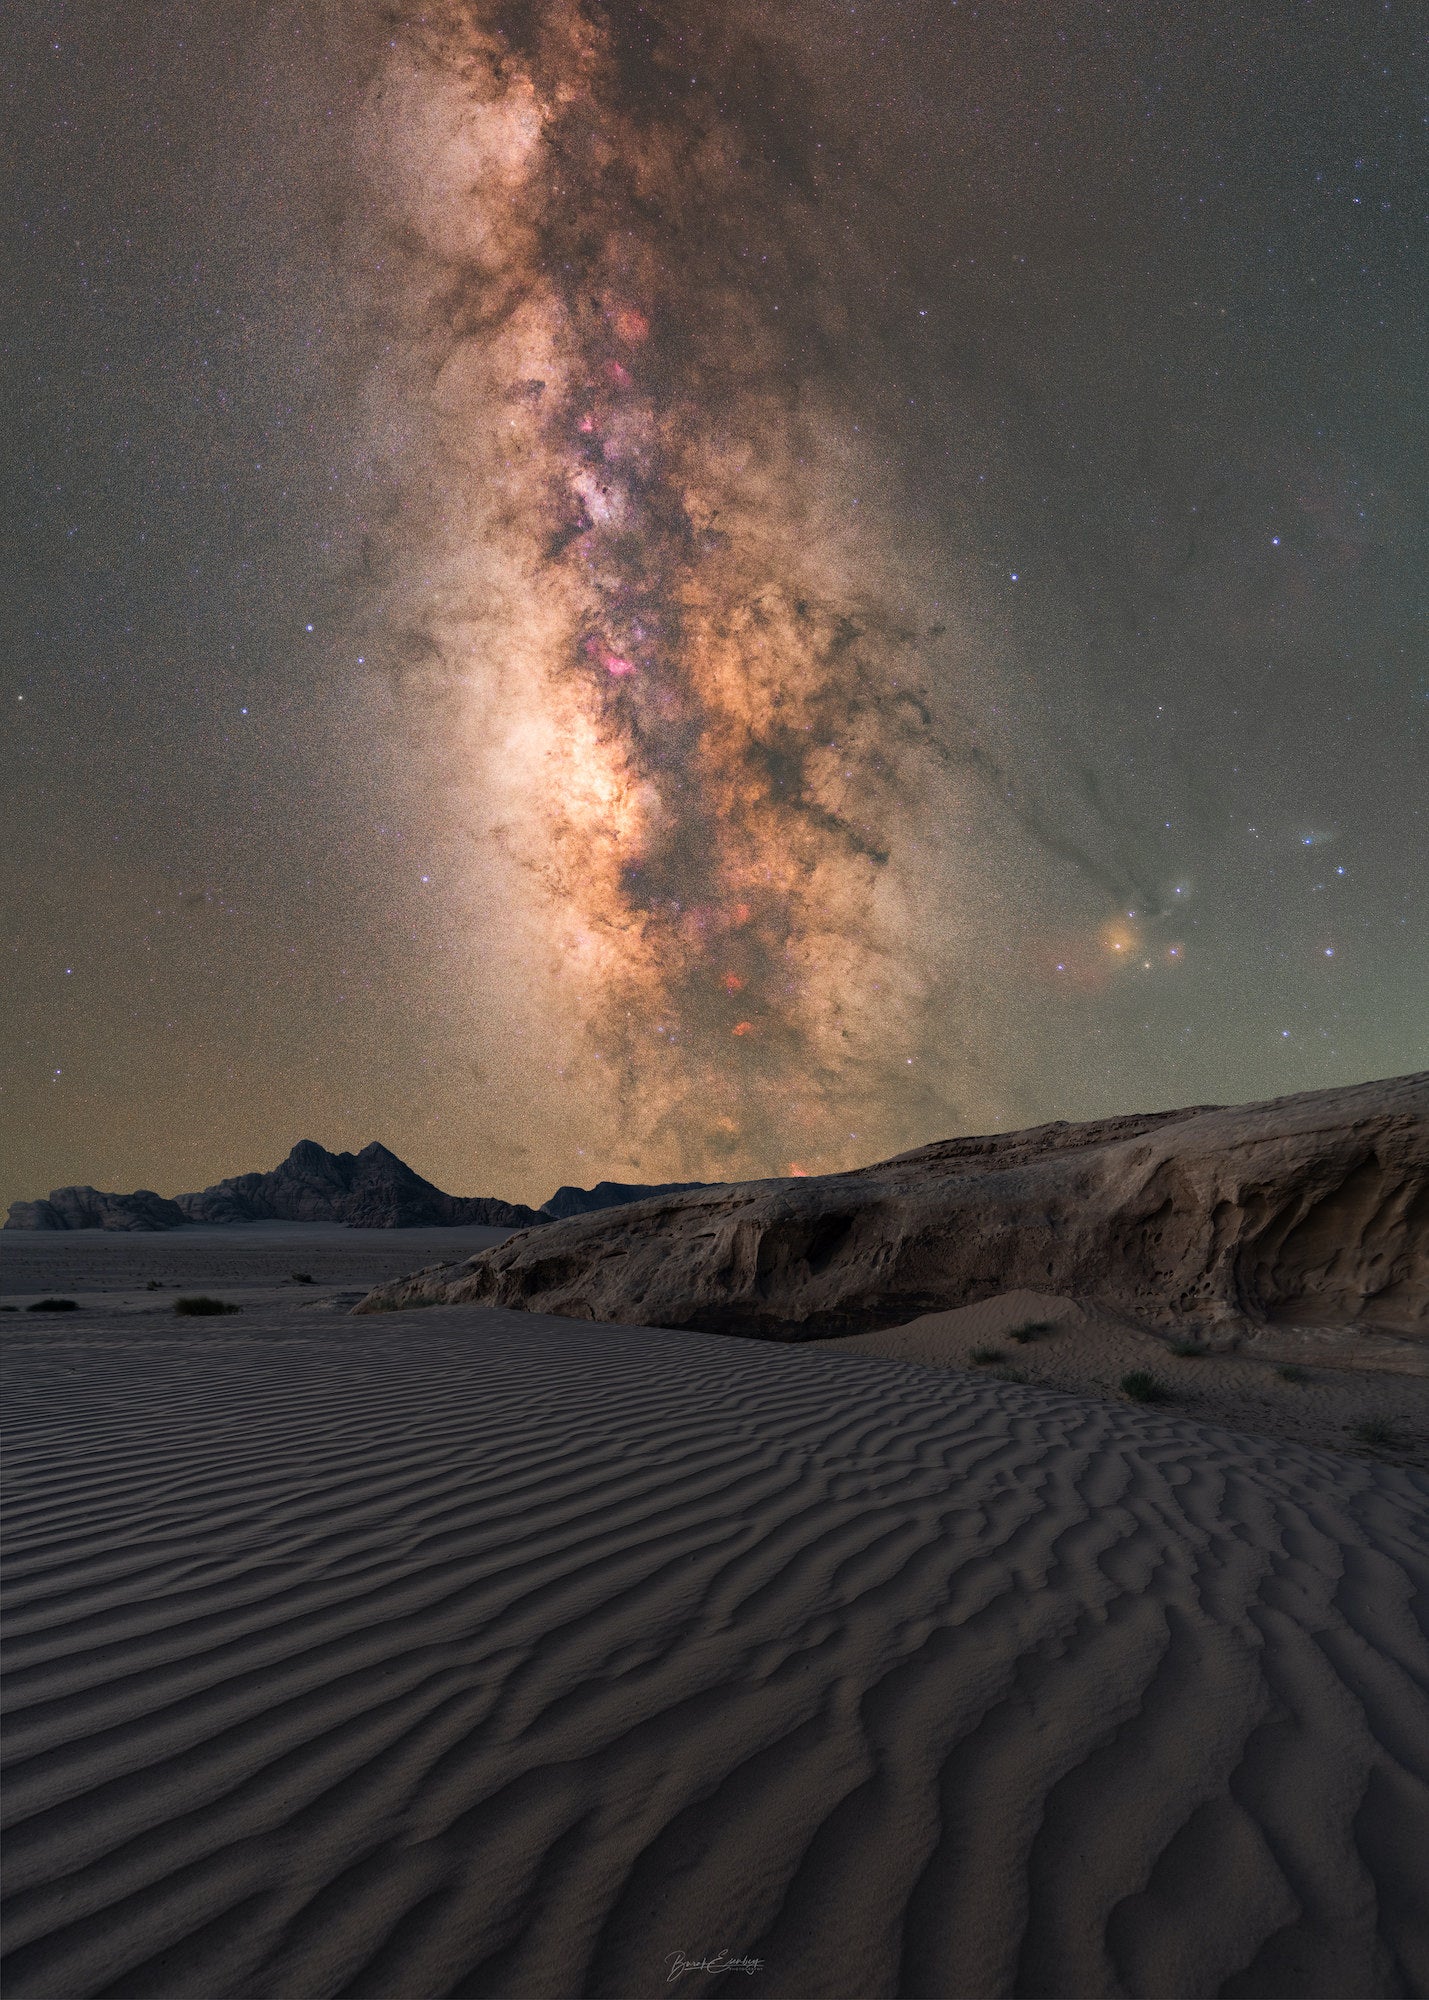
[3,0,1424,1209]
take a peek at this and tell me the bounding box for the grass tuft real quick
[1121,1370,1172,1404]
[1010,1319,1054,1344]
[1277,1364,1309,1384]
[1351,1417,1399,1450]
[27,1297,80,1313]
[970,1346,1005,1365]
[290,1272,315,1285]
[1169,1338,1207,1357]
[146,1279,164,1291]
[173,1296,240,1317]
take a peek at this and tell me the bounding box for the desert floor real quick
[2,1228,1427,1998]
[814,1290,1428,1471]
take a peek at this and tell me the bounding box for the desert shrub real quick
[290,1272,314,1284]
[970,1346,1005,1365]
[173,1296,240,1317]
[1121,1370,1171,1404]
[1169,1338,1206,1357]
[146,1279,163,1291]
[995,1364,1028,1384]
[1011,1319,1053,1344]
[1277,1364,1309,1384]
[1352,1417,1399,1450]
[27,1297,79,1313]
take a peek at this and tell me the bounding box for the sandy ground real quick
[0,1222,517,1313]
[2,1233,1428,1999]
[814,1291,1429,1471]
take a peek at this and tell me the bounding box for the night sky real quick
[4,0,1425,1212]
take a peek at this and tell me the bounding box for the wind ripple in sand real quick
[2,1310,1426,2000]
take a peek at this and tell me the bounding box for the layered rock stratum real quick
[357,1074,1429,1342]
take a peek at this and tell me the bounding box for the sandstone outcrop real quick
[356,1074,1429,1341]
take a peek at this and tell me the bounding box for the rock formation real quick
[5,1188,190,1232]
[540,1179,709,1220]
[357,1074,1429,1342]
[174,1140,545,1230]
[4,1142,546,1232]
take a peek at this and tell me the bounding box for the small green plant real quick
[290,1272,315,1285]
[1277,1364,1309,1384]
[970,1346,1005,1365]
[27,1297,80,1313]
[1010,1319,1054,1344]
[995,1364,1029,1384]
[1121,1370,1171,1404]
[1169,1338,1206,1358]
[1351,1417,1399,1450]
[173,1296,240,1317]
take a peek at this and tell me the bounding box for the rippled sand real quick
[3,1242,1426,1999]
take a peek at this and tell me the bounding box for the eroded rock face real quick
[357,1075,1429,1339]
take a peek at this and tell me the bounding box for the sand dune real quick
[3,1286,1426,1999]
[814,1289,1429,1466]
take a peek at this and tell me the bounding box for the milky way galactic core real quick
[356,1,991,1178]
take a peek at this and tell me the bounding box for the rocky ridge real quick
[5,1145,714,1234]
[356,1074,1429,1345]
[4,1187,190,1233]
[540,1179,708,1220]
[6,1142,545,1233]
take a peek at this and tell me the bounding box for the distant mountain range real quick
[540,1179,708,1220]
[4,1142,713,1233]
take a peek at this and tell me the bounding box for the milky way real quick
[11,0,1421,1210]
[353,0,978,1177]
